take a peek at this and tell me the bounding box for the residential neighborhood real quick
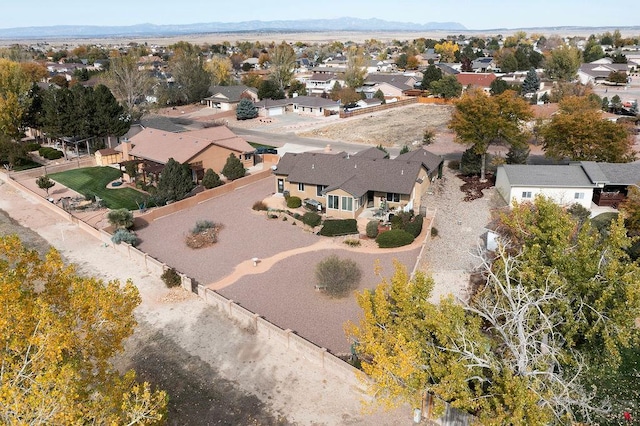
[1,13,640,425]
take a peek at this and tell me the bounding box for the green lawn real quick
[49,167,147,210]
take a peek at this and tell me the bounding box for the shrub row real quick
[376,229,415,248]
[302,211,322,228]
[319,219,358,236]
[24,142,41,152]
[38,146,64,160]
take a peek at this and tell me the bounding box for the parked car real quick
[255,147,277,155]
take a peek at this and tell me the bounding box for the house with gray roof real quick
[496,161,640,209]
[273,147,443,219]
[203,85,259,111]
[361,74,417,98]
[254,96,340,118]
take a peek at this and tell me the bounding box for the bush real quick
[192,220,214,234]
[431,227,439,237]
[111,228,138,246]
[376,229,415,248]
[404,214,424,238]
[38,146,64,160]
[319,219,358,236]
[286,196,302,208]
[366,220,380,238]
[447,160,460,171]
[186,220,221,249]
[302,211,322,228]
[252,200,268,211]
[24,142,41,152]
[107,208,134,230]
[161,268,181,288]
[202,168,223,189]
[343,239,361,247]
[460,147,482,176]
[315,255,362,297]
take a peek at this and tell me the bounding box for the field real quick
[49,167,146,210]
[298,103,454,147]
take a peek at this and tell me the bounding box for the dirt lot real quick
[298,103,454,148]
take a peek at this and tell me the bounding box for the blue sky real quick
[1,0,638,30]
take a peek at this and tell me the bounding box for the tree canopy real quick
[420,64,442,90]
[221,153,245,180]
[0,58,33,138]
[236,98,258,120]
[541,96,635,162]
[102,53,153,114]
[157,157,195,201]
[544,45,582,81]
[449,88,532,180]
[428,75,462,100]
[0,235,167,424]
[268,42,296,91]
[168,43,211,104]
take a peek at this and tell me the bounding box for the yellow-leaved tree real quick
[0,235,167,424]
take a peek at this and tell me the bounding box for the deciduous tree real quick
[544,45,582,81]
[344,46,366,88]
[449,89,532,180]
[428,75,462,99]
[170,45,211,103]
[36,175,55,196]
[205,55,233,86]
[0,235,167,425]
[434,40,459,63]
[0,58,32,138]
[102,53,153,113]
[541,96,635,162]
[268,42,296,91]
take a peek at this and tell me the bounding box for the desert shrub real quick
[366,220,380,238]
[315,255,362,297]
[191,220,214,234]
[404,214,424,238]
[293,213,302,220]
[107,208,134,230]
[319,219,358,236]
[302,211,322,228]
[111,228,138,246]
[344,238,361,247]
[186,220,222,249]
[24,142,41,152]
[252,200,268,211]
[376,229,415,248]
[282,216,287,221]
[447,159,460,170]
[161,268,181,288]
[286,196,302,208]
[431,227,439,237]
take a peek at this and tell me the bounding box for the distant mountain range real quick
[0,17,467,39]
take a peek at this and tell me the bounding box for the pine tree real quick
[521,68,540,94]
[236,98,258,120]
[157,158,195,201]
[221,153,245,181]
[202,168,223,189]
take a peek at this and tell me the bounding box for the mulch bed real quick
[458,173,496,202]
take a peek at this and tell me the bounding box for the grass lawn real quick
[49,167,147,210]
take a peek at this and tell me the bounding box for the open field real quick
[49,167,146,210]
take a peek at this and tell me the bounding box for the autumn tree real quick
[102,53,153,114]
[19,62,48,83]
[169,44,211,103]
[607,70,628,85]
[434,40,459,63]
[205,55,233,86]
[268,42,296,91]
[449,88,532,180]
[0,58,32,138]
[541,96,635,162]
[344,46,367,88]
[0,235,167,424]
[544,45,582,81]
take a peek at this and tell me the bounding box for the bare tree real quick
[448,246,611,423]
[268,42,296,91]
[102,54,153,114]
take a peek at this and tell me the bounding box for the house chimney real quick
[122,140,131,161]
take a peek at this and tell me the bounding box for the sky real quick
[1,0,638,30]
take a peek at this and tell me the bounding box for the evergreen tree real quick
[202,168,223,189]
[506,144,530,164]
[221,153,245,180]
[93,84,130,141]
[521,68,540,94]
[419,64,442,90]
[236,98,258,120]
[373,89,385,104]
[157,158,195,201]
[257,79,285,100]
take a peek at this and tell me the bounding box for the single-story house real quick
[114,126,255,181]
[203,85,259,110]
[273,147,443,219]
[455,73,497,93]
[496,161,640,209]
[254,96,340,117]
[577,63,630,85]
[361,74,417,98]
[471,57,497,73]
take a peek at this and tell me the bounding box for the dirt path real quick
[0,180,410,425]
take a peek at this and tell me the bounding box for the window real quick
[386,193,400,202]
[328,195,339,209]
[298,183,305,192]
[522,191,532,199]
[316,185,327,196]
[574,192,585,199]
[341,196,353,211]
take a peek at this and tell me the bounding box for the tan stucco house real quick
[273,147,443,219]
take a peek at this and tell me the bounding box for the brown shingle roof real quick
[455,73,497,88]
[121,126,253,165]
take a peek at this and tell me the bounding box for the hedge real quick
[319,219,358,236]
[376,229,415,248]
[38,146,64,160]
[302,211,322,227]
[405,214,424,238]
